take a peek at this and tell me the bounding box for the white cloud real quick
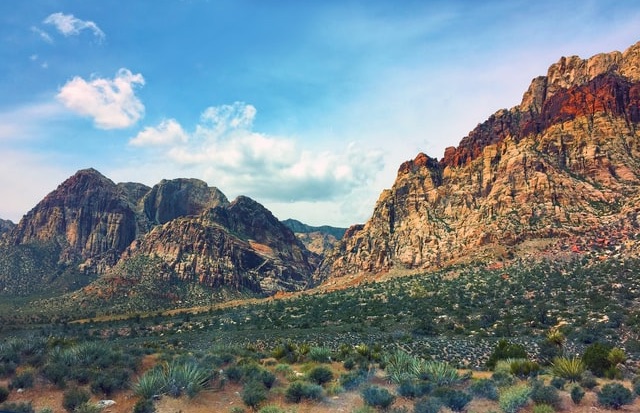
[130,119,188,147]
[43,12,105,41]
[57,68,145,129]
[0,101,67,141]
[30,26,53,43]
[130,102,385,209]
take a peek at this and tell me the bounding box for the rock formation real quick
[282,219,346,256]
[319,41,640,279]
[0,219,14,237]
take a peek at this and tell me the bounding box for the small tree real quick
[583,342,612,377]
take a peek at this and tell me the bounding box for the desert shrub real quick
[340,370,367,390]
[432,388,471,412]
[308,347,332,363]
[486,340,527,369]
[597,383,634,409]
[413,397,443,413]
[530,382,561,409]
[0,386,8,403]
[549,376,565,390]
[10,368,35,389]
[343,358,356,370]
[579,371,598,390]
[132,398,156,413]
[397,380,433,399]
[418,361,462,386]
[90,368,130,396]
[62,387,91,413]
[469,378,498,400]
[307,365,334,385]
[74,403,102,413]
[570,385,585,405]
[634,379,640,396]
[0,361,17,377]
[361,385,396,410]
[551,356,585,382]
[241,381,267,410]
[491,370,515,387]
[532,404,554,413]
[225,365,244,382]
[285,381,324,403]
[510,359,540,378]
[499,384,531,413]
[0,401,35,413]
[134,368,165,399]
[583,343,612,377]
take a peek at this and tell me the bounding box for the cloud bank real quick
[57,68,145,129]
[130,102,384,205]
[43,12,105,41]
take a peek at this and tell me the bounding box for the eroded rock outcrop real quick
[320,41,640,280]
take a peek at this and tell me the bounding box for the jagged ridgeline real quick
[318,40,640,280]
[0,169,322,309]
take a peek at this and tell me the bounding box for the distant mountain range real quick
[2,40,640,315]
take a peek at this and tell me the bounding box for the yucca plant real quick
[164,360,211,398]
[551,356,585,382]
[133,368,166,399]
[383,350,420,384]
[308,347,332,363]
[417,360,462,386]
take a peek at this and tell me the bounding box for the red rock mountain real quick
[1,170,316,296]
[318,41,640,280]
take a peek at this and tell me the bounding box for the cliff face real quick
[1,172,317,296]
[320,41,640,279]
[122,196,317,294]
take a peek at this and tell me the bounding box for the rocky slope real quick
[282,219,346,256]
[0,170,318,297]
[319,41,640,280]
[0,218,14,236]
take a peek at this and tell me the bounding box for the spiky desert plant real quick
[164,360,210,398]
[308,346,332,363]
[551,356,585,382]
[417,360,461,386]
[134,368,166,399]
[384,350,420,384]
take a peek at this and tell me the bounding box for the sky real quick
[1,1,639,227]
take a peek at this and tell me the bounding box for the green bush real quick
[469,379,498,400]
[308,347,332,363]
[413,397,443,413]
[570,385,585,405]
[10,369,35,389]
[74,403,102,413]
[432,388,471,412]
[491,370,515,387]
[486,340,527,369]
[285,381,324,403]
[241,381,267,410]
[579,371,598,390]
[583,343,612,377]
[597,383,634,409]
[361,386,396,410]
[0,401,35,413]
[397,380,433,399]
[532,404,554,413]
[257,406,284,413]
[510,359,540,378]
[551,356,585,382]
[132,398,156,413]
[307,365,334,385]
[0,386,8,403]
[62,387,91,413]
[549,376,565,390]
[499,384,531,413]
[530,382,560,409]
[339,371,367,390]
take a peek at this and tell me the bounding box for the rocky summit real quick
[318,41,640,280]
[0,170,317,298]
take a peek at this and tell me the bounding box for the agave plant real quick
[134,367,166,399]
[383,350,420,384]
[164,360,211,398]
[417,361,462,386]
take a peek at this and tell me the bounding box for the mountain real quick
[0,169,318,299]
[282,219,346,256]
[0,219,14,236]
[318,41,640,280]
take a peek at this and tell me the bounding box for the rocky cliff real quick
[319,41,640,279]
[0,219,14,236]
[1,170,317,297]
[282,219,346,256]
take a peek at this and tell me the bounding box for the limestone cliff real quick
[320,41,640,279]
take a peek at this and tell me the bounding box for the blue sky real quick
[1,1,639,226]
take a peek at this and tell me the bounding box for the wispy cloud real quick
[30,26,53,43]
[0,101,66,141]
[129,102,384,204]
[43,12,105,41]
[57,68,145,129]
